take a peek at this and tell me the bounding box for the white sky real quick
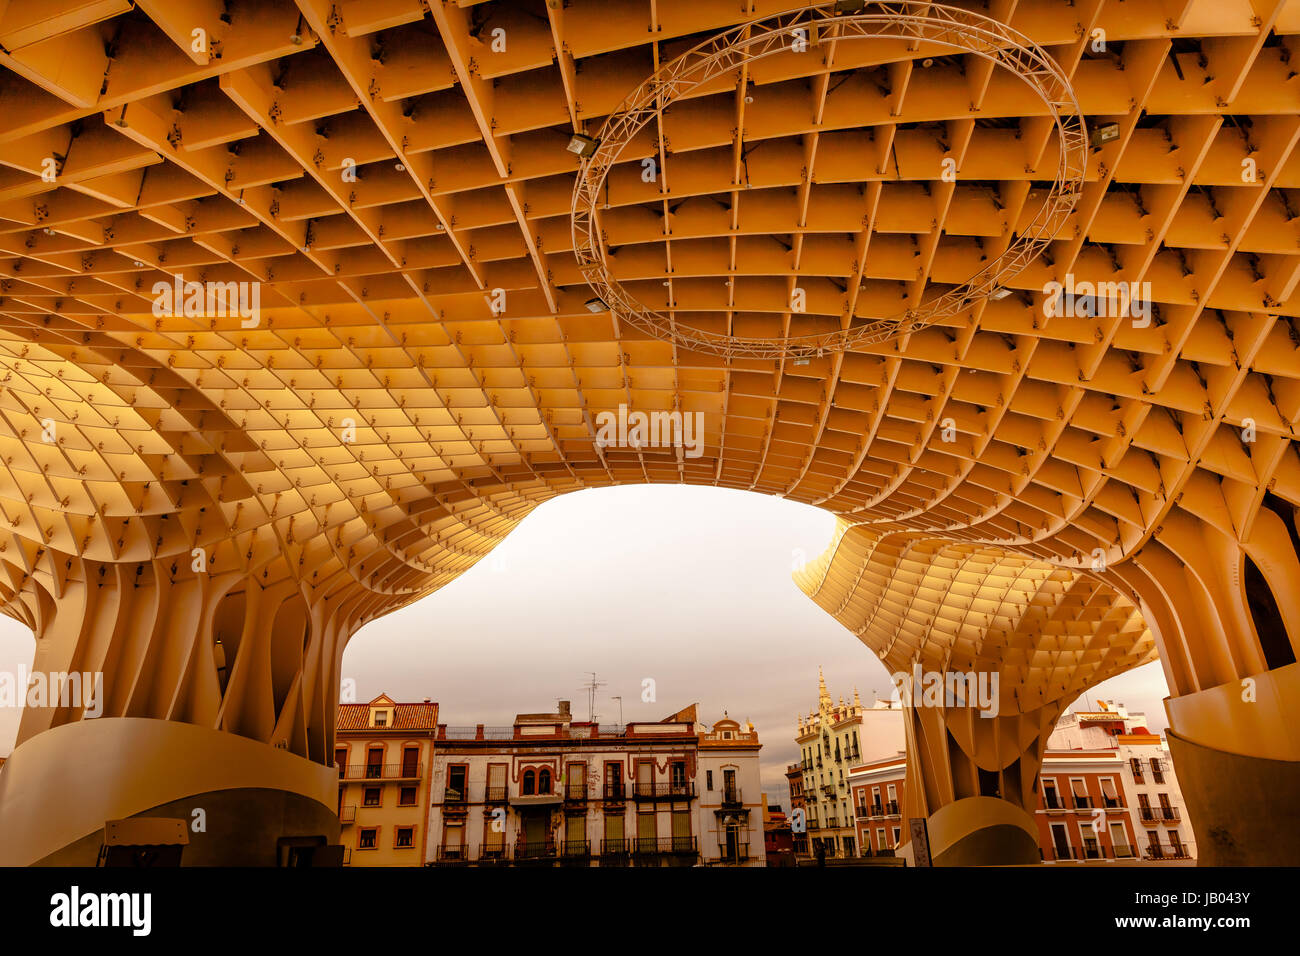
[0,484,1169,807]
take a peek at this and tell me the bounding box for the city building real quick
[846,699,1198,864]
[426,701,764,866]
[1040,702,1196,863]
[335,694,439,866]
[762,795,795,867]
[785,762,808,857]
[851,751,908,859]
[796,672,903,860]
[795,671,863,859]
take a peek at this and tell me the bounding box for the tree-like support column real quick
[1113,506,1300,865]
[0,552,361,866]
[797,522,1157,866]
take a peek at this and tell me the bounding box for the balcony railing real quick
[632,836,697,856]
[721,786,742,806]
[600,838,630,859]
[564,782,588,802]
[435,844,470,864]
[338,805,356,823]
[820,783,837,797]
[1043,795,1067,810]
[341,762,424,780]
[1161,807,1181,821]
[1072,796,1093,810]
[632,782,696,800]
[718,841,751,863]
[485,786,509,803]
[882,799,899,816]
[1139,807,1159,823]
[561,839,591,859]
[443,787,468,805]
[515,840,558,861]
[1145,843,1190,860]
[479,845,509,865]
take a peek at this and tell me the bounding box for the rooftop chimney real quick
[558,700,571,716]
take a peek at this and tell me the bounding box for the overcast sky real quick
[0,484,1170,805]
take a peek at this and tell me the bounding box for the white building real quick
[426,701,765,866]
[1047,701,1197,861]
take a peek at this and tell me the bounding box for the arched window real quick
[539,768,552,794]
[523,770,535,795]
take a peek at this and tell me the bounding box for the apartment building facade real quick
[845,699,1197,864]
[335,694,439,866]
[426,702,765,866]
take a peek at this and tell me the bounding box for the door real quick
[1109,821,1129,857]
[402,746,419,778]
[636,761,652,797]
[522,810,547,857]
[1050,823,1071,860]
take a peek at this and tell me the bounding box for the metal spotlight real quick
[1090,123,1120,148]
[567,133,600,158]
[584,296,607,313]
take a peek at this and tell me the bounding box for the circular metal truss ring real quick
[571,1,1089,361]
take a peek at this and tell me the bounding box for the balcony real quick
[1072,796,1093,810]
[633,836,697,858]
[717,841,751,864]
[600,838,630,862]
[442,787,469,812]
[603,782,626,802]
[882,799,899,816]
[820,783,837,797]
[434,844,470,865]
[867,803,884,818]
[342,762,424,781]
[564,781,588,803]
[478,845,510,865]
[1161,806,1181,821]
[825,816,839,828]
[560,839,591,861]
[1113,843,1135,859]
[1043,795,1067,811]
[1145,843,1190,860]
[338,805,356,823]
[484,786,509,803]
[721,786,742,807]
[515,839,558,862]
[1139,807,1159,824]
[632,782,696,801]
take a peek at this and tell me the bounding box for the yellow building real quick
[336,695,438,866]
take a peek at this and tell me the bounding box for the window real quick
[1042,778,1059,809]
[523,770,536,795]
[334,747,347,771]
[398,786,417,806]
[365,747,383,777]
[670,761,687,789]
[401,746,419,777]
[538,768,552,794]
[891,827,901,848]
[363,787,381,807]
[395,827,414,848]
[359,828,377,849]
[636,809,657,851]
[604,762,623,798]
[706,770,713,791]
[446,765,466,801]
[1100,777,1121,808]
[373,711,387,727]
[1069,778,1090,809]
